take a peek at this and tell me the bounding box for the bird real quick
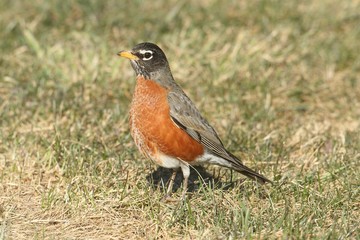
[117,42,271,199]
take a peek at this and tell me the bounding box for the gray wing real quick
[167,90,232,160]
[167,90,272,184]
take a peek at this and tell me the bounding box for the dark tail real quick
[226,151,272,184]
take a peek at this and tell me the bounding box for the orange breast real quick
[129,76,204,162]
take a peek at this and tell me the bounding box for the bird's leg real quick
[181,175,189,200]
[180,163,190,200]
[166,169,177,196]
[162,168,177,202]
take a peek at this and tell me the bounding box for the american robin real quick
[117,42,271,198]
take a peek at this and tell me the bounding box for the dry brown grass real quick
[1,0,359,239]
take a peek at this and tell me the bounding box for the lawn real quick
[0,0,359,239]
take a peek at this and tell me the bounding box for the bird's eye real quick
[144,52,152,59]
[140,50,153,61]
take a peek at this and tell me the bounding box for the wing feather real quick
[167,90,271,184]
[168,91,228,157]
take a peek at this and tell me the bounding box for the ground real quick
[0,0,359,239]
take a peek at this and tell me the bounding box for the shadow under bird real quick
[117,42,271,199]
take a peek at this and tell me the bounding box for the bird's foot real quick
[162,193,178,203]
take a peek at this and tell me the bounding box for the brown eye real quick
[140,50,153,61]
[144,52,152,59]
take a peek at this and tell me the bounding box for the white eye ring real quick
[139,50,153,61]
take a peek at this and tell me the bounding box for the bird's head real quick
[118,42,170,79]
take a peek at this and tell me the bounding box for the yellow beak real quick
[117,51,139,60]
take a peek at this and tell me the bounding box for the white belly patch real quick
[155,152,182,168]
[194,152,232,168]
[151,151,232,170]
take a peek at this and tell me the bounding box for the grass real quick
[0,0,359,239]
